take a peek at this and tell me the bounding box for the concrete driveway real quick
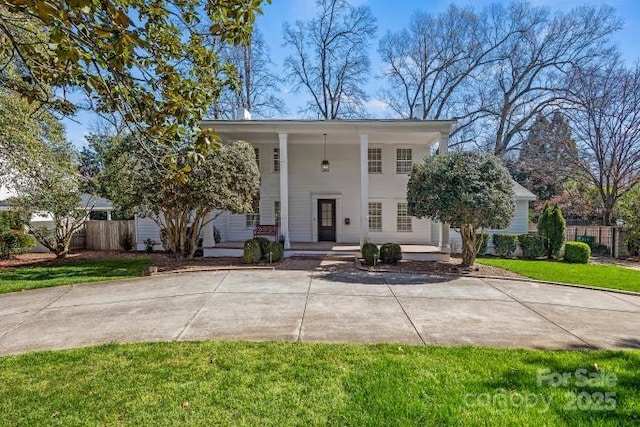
[1,269,639,355]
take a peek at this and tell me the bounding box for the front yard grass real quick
[0,341,638,426]
[0,258,152,294]
[477,257,640,293]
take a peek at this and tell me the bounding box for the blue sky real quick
[64,0,640,147]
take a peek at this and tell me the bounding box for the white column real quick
[438,133,450,252]
[202,211,215,248]
[279,133,290,249]
[360,133,369,246]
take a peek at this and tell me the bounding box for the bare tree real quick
[211,30,286,119]
[378,6,495,129]
[563,60,640,226]
[283,0,376,119]
[475,3,620,156]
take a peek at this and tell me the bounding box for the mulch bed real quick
[361,258,527,279]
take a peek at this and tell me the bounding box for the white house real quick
[135,118,536,259]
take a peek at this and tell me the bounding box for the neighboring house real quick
[0,188,115,252]
[135,118,536,257]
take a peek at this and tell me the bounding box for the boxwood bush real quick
[254,236,271,258]
[243,239,262,264]
[492,234,519,258]
[564,241,591,264]
[379,242,402,264]
[518,234,546,259]
[361,242,379,266]
[626,231,640,256]
[268,241,284,262]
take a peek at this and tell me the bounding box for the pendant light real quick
[321,133,330,172]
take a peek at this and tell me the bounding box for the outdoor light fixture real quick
[616,218,624,227]
[321,133,330,172]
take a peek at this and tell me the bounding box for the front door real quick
[317,199,336,241]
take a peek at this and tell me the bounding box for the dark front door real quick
[317,199,336,241]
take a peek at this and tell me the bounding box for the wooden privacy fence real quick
[86,220,136,251]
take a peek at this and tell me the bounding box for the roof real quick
[80,194,115,211]
[512,180,537,201]
[200,119,457,135]
[0,194,114,211]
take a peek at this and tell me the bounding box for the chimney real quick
[412,103,423,119]
[236,108,252,120]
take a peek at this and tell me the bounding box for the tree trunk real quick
[460,224,477,268]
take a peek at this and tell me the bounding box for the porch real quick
[204,242,450,262]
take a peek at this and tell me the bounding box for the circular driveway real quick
[0,269,639,355]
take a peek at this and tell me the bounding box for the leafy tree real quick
[283,0,376,118]
[10,137,88,259]
[1,1,267,179]
[100,134,260,260]
[407,152,515,267]
[513,112,576,201]
[537,204,566,259]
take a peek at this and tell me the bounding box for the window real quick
[368,147,382,174]
[368,202,382,232]
[254,148,260,170]
[397,202,412,232]
[246,198,260,228]
[273,147,280,172]
[274,201,281,224]
[396,148,412,174]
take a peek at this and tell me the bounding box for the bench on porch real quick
[253,224,279,239]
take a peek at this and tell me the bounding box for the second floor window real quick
[396,148,412,174]
[273,147,280,172]
[368,148,382,174]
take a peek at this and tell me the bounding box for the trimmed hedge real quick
[492,234,519,258]
[475,233,489,256]
[254,236,271,258]
[564,241,591,264]
[518,234,546,259]
[379,243,402,264]
[243,239,262,264]
[361,242,379,266]
[268,241,284,262]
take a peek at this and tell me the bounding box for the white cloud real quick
[364,98,390,118]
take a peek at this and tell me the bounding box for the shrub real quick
[577,235,596,250]
[564,241,591,264]
[626,231,640,256]
[143,238,155,253]
[243,239,261,264]
[0,213,36,259]
[475,233,489,256]
[119,231,135,251]
[379,242,402,264]
[361,242,379,266]
[254,236,271,258]
[538,204,566,259]
[268,241,284,262]
[518,234,546,259]
[492,234,519,258]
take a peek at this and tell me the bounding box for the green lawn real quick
[477,258,640,293]
[0,258,152,294]
[0,342,638,426]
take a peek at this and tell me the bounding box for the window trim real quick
[396,148,413,174]
[368,147,382,174]
[273,147,280,173]
[368,201,383,232]
[396,201,412,232]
